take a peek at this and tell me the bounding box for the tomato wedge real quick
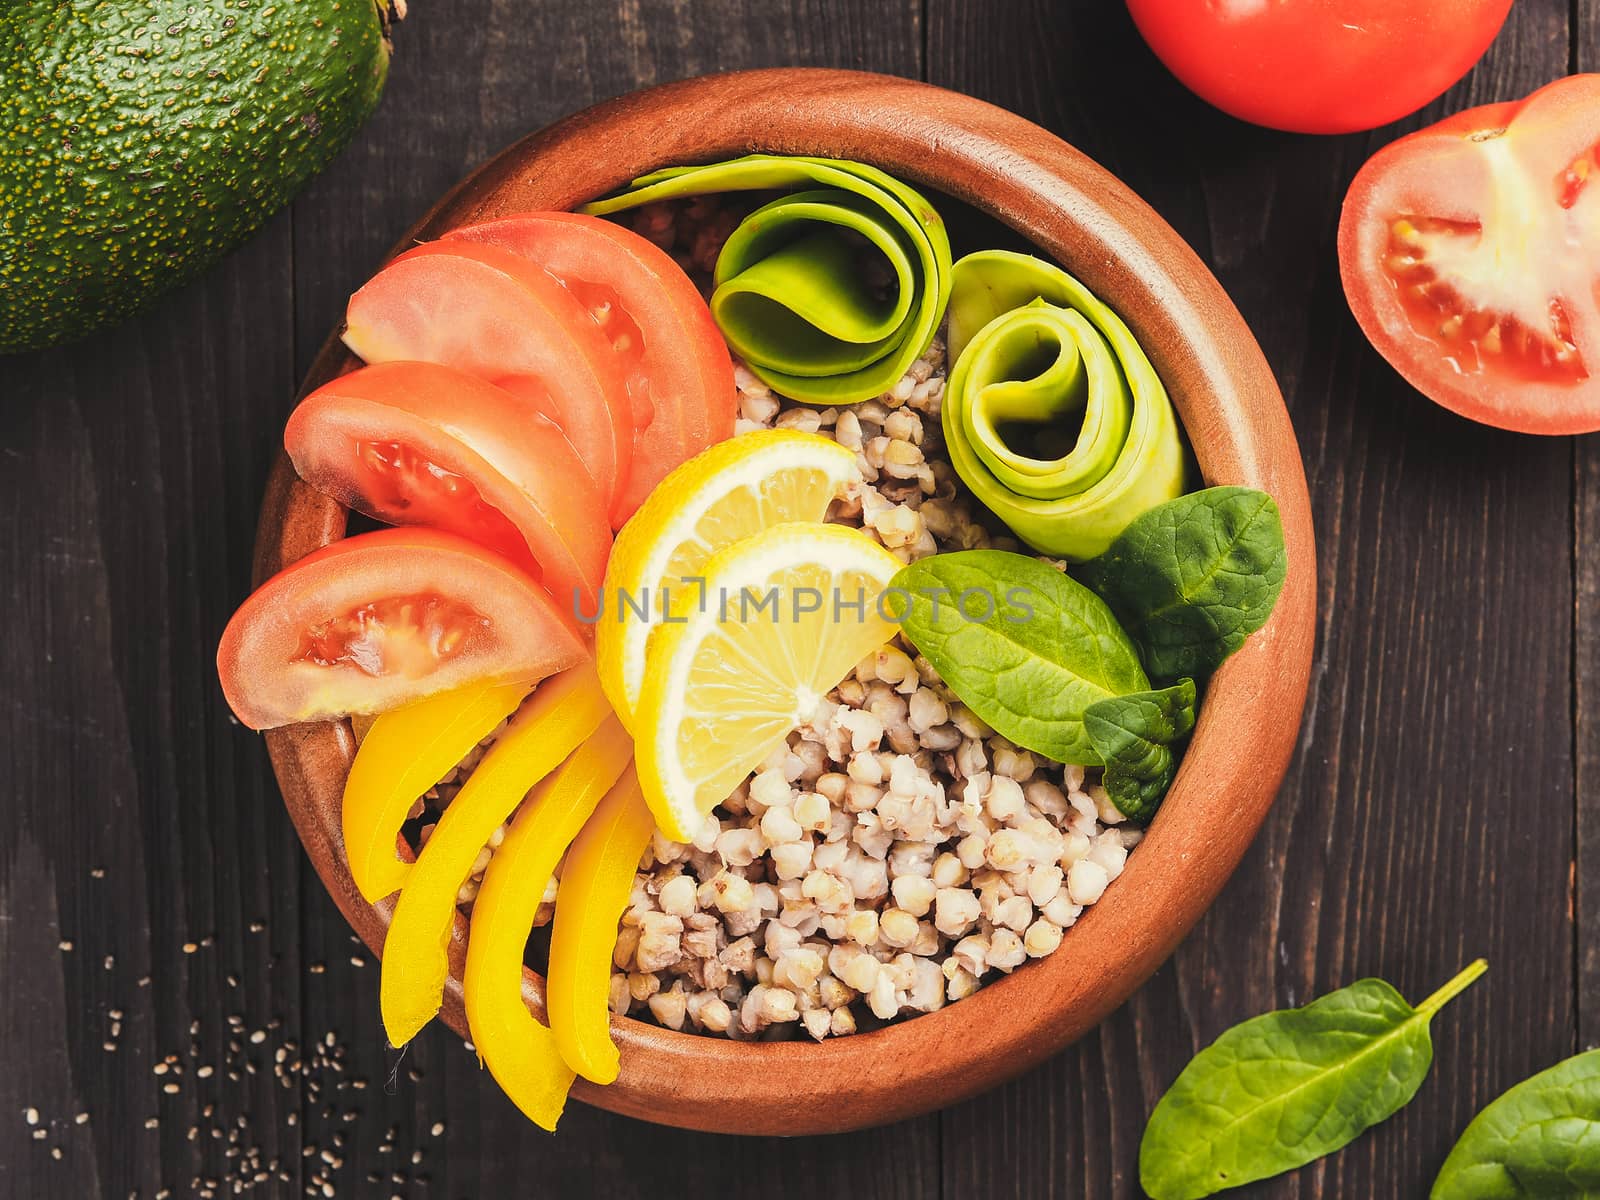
[342,241,633,505]
[1339,75,1600,434]
[285,361,611,617]
[447,213,735,525]
[217,528,584,730]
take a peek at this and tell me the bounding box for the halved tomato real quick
[342,241,633,505]
[1339,75,1600,434]
[217,528,585,730]
[447,213,736,526]
[285,362,611,615]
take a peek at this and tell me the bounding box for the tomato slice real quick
[285,361,611,616]
[217,528,585,730]
[342,241,633,506]
[1339,74,1600,434]
[446,213,735,526]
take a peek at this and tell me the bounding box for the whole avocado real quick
[1,0,396,354]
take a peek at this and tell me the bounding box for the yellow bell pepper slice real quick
[379,663,609,1047]
[546,767,655,1085]
[462,715,632,1128]
[343,680,530,902]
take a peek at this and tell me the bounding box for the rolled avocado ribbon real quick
[943,250,1187,561]
[584,155,951,404]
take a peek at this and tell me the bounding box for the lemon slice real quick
[597,429,858,725]
[634,521,901,841]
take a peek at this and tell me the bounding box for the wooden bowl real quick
[256,68,1316,1136]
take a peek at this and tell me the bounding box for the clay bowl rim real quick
[255,67,1316,1137]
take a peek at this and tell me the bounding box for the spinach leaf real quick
[1432,1048,1600,1199]
[1082,678,1195,822]
[1140,959,1487,1200]
[1077,486,1287,681]
[890,550,1148,764]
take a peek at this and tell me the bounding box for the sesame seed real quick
[31,1129,46,1141]
[430,1122,443,1136]
[74,1112,89,1125]
[58,940,73,952]
[24,1108,38,1125]
[182,943,198,954]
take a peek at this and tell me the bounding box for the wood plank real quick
[927,1,1576,1196]
[1576,0,1600,1050]
[283,2,939,1194]
[0,219,308,1196]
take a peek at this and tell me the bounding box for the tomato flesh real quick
[564,277,652,427]
[343,241,633,508]
[218,528,585,731]
[446,213,735,526]
[1558,142,1600,210]
[351,440,532,570]
[294,593,490,678]
[1339,75,1600,434]
[1383,216,1586,385]
[285,362,612,615]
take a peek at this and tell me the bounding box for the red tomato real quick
[1338,75,1600,434]
[342,241,633,509]
[1125,0,1512,134]
[447,213,735,526]
[284,362,612,613]
[217,528,585,730]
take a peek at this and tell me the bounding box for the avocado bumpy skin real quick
[0,0,392,354]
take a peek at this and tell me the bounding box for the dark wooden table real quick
[3,2,1595,1196]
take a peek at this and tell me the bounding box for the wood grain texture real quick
[1576,0,1600,1054]
[0,0,1590,1194]
[0,222,309,1196]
